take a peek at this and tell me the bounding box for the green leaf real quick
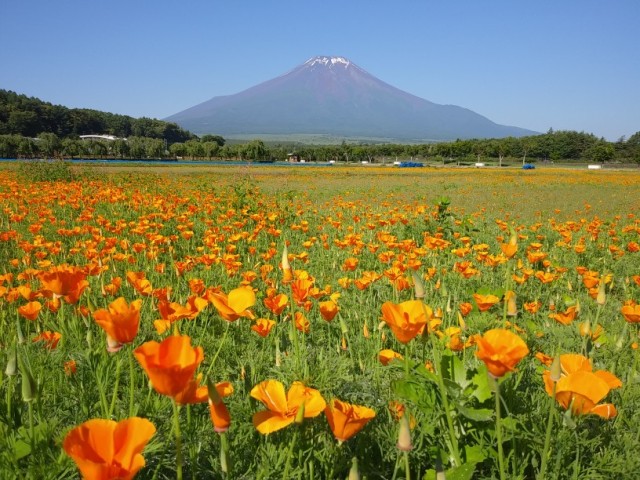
[13,439,31,460]
[424,463,477,480]
[471,369,493,403]
[464,444,487,464]
[458,405,494,422]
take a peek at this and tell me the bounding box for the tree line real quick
[0,89,194,144]
[1,89,638,163]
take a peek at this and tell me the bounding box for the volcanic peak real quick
[304,56,351,68]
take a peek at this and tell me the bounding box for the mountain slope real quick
[166,56,536,140]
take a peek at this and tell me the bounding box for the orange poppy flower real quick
[250,380,326,434]
[154,295,208,334]
[208,286,256,322]
[64,360,77,376]
[378,349,404,365]
[294,311,310,333]
[381,300,432,344]
[500,242,518,259]
[63,417,156,480]
[524,300,542,314]
[472,293,500,312]
[549,306,578,326]
[535,271,558,284]
[621,302,640,323]
[93,297,142,351]
[342,257,359,271]
[459,302,473,316]
[38,264,88,304]
[126,271,153,297]
[17,301,42,321]
[208,380,234,433]
[263,291,289,316]
[134,335,207,404]
[251,318,276,337]
[474,328,529,378]
[291,277,314,306]
[33,331,61,350]
[324,399,376,443]
[542,354,621,419]
[319,300,339,322]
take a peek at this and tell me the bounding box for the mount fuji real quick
[166,56,537,141]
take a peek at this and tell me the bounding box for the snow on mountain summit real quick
[304,56,351,68]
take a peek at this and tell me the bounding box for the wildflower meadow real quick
[1,163,639,479]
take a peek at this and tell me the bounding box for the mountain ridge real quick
[166,56,538,140]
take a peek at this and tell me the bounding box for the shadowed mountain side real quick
[167,56,537,140]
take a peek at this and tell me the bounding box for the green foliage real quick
[15,159,76,182]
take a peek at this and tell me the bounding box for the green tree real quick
[37,132,60,158]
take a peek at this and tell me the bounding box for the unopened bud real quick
[550,355,562,382]
[295,401,306,425]
[396,414,413,452]
[5,347,17,376]
[411,272,425,299]
[506,291,517,316]
[596,280,606,305]
[19,357,37,402]
[348,457,360,480]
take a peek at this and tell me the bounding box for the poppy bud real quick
[281,245,292,284]
[5,347,17,377]
[596,280,606,305]
[396,414,413,452]
[295,401,306,425]
[16,319,25,345]
[19,357,37,402]
[348,457,360,480]
[550,355,562,382]
[411,272,425,299]
[505,291,517,316]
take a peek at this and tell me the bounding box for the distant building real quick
[80,135,125,141]
[287,153,301,162]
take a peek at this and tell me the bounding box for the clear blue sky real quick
[1,0,638,140]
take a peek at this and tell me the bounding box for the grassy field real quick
[0,163,639,479]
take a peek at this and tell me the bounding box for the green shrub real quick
[16,159,76,182]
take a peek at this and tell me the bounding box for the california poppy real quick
[33,331,61,350]
[250,380,326,434]
[549,306,578,326]
[621,302,640,323]
[263,291,289,316]
[17,301,42,321]
[324,398,376,443]
[38,264,88,304]
[208,380,234,433]
[472,293,500,312]
[381,300,431,344]
[63,417,156,480]
[208,286,256,322]
[93,297,142,351]
[475,328,529,378]
[319,300,339,322]
[542,354,621,418]
[251,318,276,337]
[378,349,403,365]
[134,335,207,404]
[126,271,153,297]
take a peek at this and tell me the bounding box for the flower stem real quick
[430,335,462,467]
[206,322,230,378]
[494,379,506,480]
[282,427,299,478]
[108,355,122,418]
[537,382,557,480]
[172,400,183,480]
[128,347,136,416]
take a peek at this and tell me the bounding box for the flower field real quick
[1,163,639,479]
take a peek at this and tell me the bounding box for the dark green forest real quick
[1,89,639,164]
